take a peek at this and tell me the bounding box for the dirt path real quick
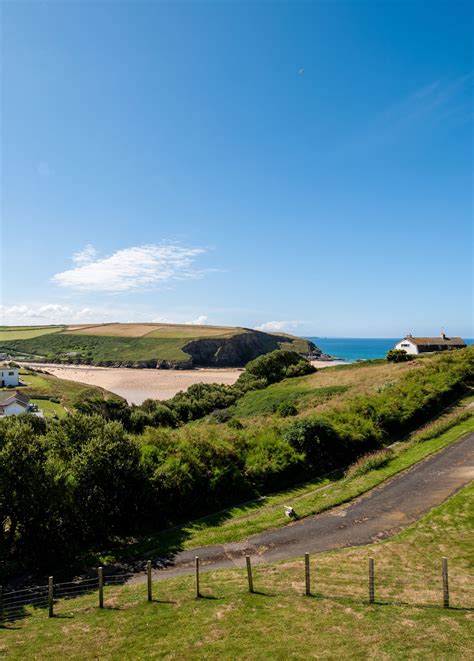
[129,431,474,583]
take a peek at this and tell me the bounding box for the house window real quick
[401,343,410,347]
[8,372,15,376]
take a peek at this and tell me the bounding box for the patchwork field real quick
[0,326,65,340]
[62,323,245,338]
[0,323,315,367]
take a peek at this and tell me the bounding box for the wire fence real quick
[1,554,473,623]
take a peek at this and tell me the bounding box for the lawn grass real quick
[100,405,474,563]
[2,481,472,659]
[30,398,67,418]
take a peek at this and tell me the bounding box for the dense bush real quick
[386,349,414,363]
[243,350,315,385]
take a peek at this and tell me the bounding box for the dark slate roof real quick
[405,336,466,347]
[0,391,30,406]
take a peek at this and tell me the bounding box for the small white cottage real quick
[394,333,466,355]
[0,364,19,387]
[0,391,31,417]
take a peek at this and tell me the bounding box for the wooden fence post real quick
[195,557,200,598]
[442,557,449,608]
[98,567,104,609]
[368,558,375,604]
[147,560,152,602]
[48,576,54,618]
[305,553,311,596]
[0,585,3,620]
[246,556,254,593]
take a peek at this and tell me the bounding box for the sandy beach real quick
[21,360,345,404]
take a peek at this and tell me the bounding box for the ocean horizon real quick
[306,337,474,362]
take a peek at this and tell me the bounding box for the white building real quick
[0,391,31,417]
[394,333,466,355]
[0,365,19,387]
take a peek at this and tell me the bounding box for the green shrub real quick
[243,350,314,385]
[275,402,298,417]
[228,417,244,429]
[386,349,414,363]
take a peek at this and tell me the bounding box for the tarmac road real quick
[129,431,474,583]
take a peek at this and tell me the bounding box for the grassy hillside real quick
[230,358,420,422]
[2,479,472,659]
[4,367,122,416]
[101,408,474,561]
[0,323,315,367]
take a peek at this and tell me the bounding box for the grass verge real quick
[2,481,472,659]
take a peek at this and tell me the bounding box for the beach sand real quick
[22,359,346,404]
[22,363,243,404]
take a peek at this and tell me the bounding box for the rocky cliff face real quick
[182,330,319,367]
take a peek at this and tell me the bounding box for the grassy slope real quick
[2,481,472,659]
[9,368,121,411]
[101,403,473,562]
[232,358,420,423]
[0,323,312,365]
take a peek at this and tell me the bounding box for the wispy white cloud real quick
[185,315,208,325]
[53,243,207,292]
[150,314,209,325]
[72,245,97,265]
[256,320,302,332]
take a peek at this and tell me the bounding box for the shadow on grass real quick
[308,592,474,612]
[249,590,275,597]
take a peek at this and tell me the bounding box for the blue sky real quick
[2,0,472,337]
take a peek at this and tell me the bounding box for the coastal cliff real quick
[183,330,320,367]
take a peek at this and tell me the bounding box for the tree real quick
[386,349,414,363]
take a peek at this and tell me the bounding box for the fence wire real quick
[1,559,473,624]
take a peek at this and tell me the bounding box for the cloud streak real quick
[53,243,207,292]
[256,320,302,332]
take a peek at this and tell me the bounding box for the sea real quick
[306,337,474,363]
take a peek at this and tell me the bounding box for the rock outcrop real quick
[182,330,319,367]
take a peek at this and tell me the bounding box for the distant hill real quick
[0,323,319,368]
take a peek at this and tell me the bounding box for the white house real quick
[394,333,466,356]
[0,364,19,387]
[0,391,31,417]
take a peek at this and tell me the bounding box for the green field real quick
[0,323,314,367]
[0,326,64,341]
[2,478,472,659]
